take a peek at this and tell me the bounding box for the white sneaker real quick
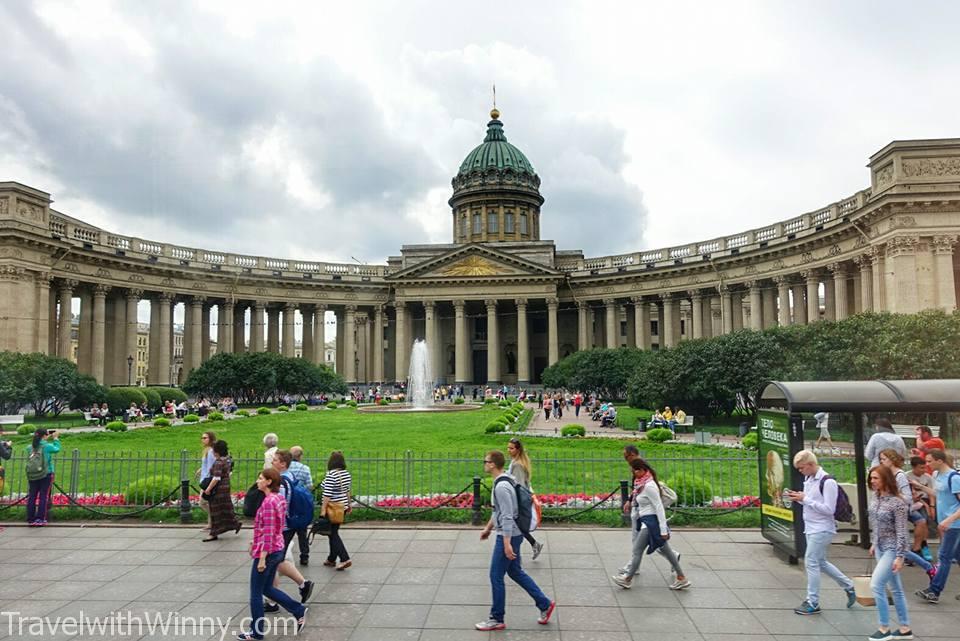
[669,577,691,590]
[611,573,632,589]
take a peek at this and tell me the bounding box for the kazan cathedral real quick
[1,109,960,387]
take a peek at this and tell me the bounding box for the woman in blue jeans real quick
[868,464,912,641]
[25,429,60,526]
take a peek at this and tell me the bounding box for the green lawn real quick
[2,405,761,506]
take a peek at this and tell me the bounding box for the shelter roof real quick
[758,380,960,413]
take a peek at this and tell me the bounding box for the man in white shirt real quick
[786,449,856,615]
[865,418,907,467]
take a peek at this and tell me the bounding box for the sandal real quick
[336,560,352,571]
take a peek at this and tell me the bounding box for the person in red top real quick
[912,426,946,473]
[236,468,307,641]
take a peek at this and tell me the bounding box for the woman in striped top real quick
[321,451,352,571]
[237,468,307,641]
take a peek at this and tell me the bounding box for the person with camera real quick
[25,428,61,526]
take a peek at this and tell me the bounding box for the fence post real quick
[404,450,412,501]
[179,479,192,524]
[471,475,483,526]
[68,449,80,500]
[620,479,630,525]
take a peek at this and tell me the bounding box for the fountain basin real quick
[356,403,482,413]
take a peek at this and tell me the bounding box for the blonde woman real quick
[196,431,216,532]
[507,438,544,560]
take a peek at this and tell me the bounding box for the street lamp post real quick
[127,354,134,386]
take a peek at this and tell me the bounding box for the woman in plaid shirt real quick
[237,468,307,640]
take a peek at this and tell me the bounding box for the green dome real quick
[457,115,536,177]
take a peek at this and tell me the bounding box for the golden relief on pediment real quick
[440,256,505,276]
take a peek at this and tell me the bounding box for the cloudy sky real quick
[2,1,959,265]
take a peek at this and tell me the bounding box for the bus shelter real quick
[755,379,960,563]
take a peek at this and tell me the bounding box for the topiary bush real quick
[257,407,272,415]
[235,409,251,417]
[183,413,200,423]
[276,405,289,412]
[507,396,517,403]
[149,387,188,404]
[139,387,162,411]
[377,399,389,406]
[125,475,178,505]
[741,432,758,450]
[498,400,510,408]
[346,400,358,408]
[454,397,465,405]
[207,411,225,421]
[18,424,34,435]
[512,403,524,412]
[561,425,586,437]
[485,422,507,433]
[493,416,510,427]
[153,417,171,427]
[326,401,338,409]
[105,387,147,414]
[664,473,714,507]
[646,427,674,443]
[484,397,496,404]
[105,420,127,432]
[295,403,308,411]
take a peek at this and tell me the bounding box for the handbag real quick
[325,501,345,525]
[199,477,212,491]
[853,557,875,607]
[243,484,266,517]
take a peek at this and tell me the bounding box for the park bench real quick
[0,415,25,429]
[892,424,940,446]
[82,412,101,425]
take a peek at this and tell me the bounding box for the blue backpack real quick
[281,477,315,531]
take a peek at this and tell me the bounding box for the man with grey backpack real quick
[25,429,60,526]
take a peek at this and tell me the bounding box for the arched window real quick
[505,212,514,233]
[473,212,482,234]
[520,213,528,234]
[487,214,498,234]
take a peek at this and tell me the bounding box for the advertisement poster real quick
[758,409,798,556]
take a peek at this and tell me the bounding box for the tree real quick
[0,351,106,416]
[541,348,650,399]
[183,352,346,404]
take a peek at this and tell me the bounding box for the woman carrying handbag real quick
[320,451,352,570]
[867,464,913,641]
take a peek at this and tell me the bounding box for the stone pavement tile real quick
[178,600,246,621]
[759,610,845,635]
[314,583,381,604]
[549,554,605,570]
[552,584,619,607]
[12,547,89,564]
[385,567,445,585]
[420,630,558,641]
[545,540,597,555]
[166,563,239,583]
[81,537,143,551]
[351,552,402,567]
[366,529,417,541]
[358,603,431,628]
[195,550,245,566]
[202,580,253,602]
[373,584,439,604]
[691,542,757,557]
[307,603,369,628]
[774,637,849,641]
[627,634,705,641]
[704,555,769,571]
[396,552,452,568]
[431,584,536,606]
[150,549,213,565]
[446,553,492,569]
[358,538,410,553]
[63,563,139,582]
[557,605,626,631]
[561,631,633,641]
[718,570,788,589]
[0,561,79,582]
[685,608,769,635]
[441,568,493,586]
[350,627,421,641]
[0,580,52,599]
[674,569,727,588]
[45,599,131,620]
[622,607,699,634]
[26,579,108,600]
[77,580,160,601]
[97,549,162,565]
[612,586,684,608]
[734,588,809,609]
[412,529,459,541]
[408,539,456,554]
[299,627,354,641]
[125,536,183,551]
[0,598,74,618]
[703,636,774,641]
[0,535,69,550]
[138,581,216,603]
[673,587,746,609]
[328,566,393,584]
[552,568,609,587]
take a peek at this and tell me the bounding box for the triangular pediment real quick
[387,244,560,281]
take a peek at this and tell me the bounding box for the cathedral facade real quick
[2,111,959,387]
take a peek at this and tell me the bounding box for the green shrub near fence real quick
[485,422,507,433]
[327,401,338,409]
[149,387,188,404]
[152,417,171,427]
[562,425,586,437]
[454,397,465,405]
[235,409,251,417]
[183,414,200,423]
[295,403,308,411]
[105,387,147,414]
[17,424,33,435]
[125,475,178,504]
[664,473,714,507]
[207,412,225,422]
[741,432,758,449]
[646,428,673,443]
[277,405,289,412]
[257,407,271,415]
[105,421,127,432]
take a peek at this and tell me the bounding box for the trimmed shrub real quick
[152,417,171,427]
[512,403,524,412]
[561,425,586,437]
[183,414,200,423]
[493,416,510,427]
[646,427,674,443]
[454,397,465,405]
[149,387,188,404]
[741,432,758,450]
[207,411,225,421]
[18,424,34,435]
[276,405,289,412]
[377,399,389,406]
[295,403,308,411]
[326,401,338,409]
[105,387,147,414]
[235,409,251,417]
[105,420,127,432]
[346,400,358,407]
[257,407,272,415]
[485,422,507,433]
[506,395,517,403]
[483,397,496,404]
[498,400,510,408]
[139,387,162,411]
[664,473,714,507]
[125,475,178,505]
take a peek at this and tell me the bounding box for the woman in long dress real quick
[202,439,241,541]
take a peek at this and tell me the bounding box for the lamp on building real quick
[127,355,134,386]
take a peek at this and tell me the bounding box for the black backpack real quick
[494,475,534,535]
[243,483,265,517]
[819,474,854,523]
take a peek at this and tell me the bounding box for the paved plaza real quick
[1,524,959,641]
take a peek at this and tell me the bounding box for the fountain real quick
[407,339,434,409]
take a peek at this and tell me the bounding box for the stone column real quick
[661,294,676,347]
[748,281,763,331]
[775,276,790,327]
[547,297,560,363]
[933,235,958,312]
[790,283,806,325]
[761,286,777,329]
[251,302,266,352]
[373,305,384,382]
[394,302,408,381]
[124,289,141,384]
[189,297,204,372]
[823,278,837,321]
[516,299,530,384]
[871,248,886,312]
[282,303,296,357]
[267,308,280,353]
[220,302,234,355]
[313,306,327,364]
[233,303,247,353]
[200,303,211,361]
[45,276,57,355]
[91,284,109,383]
[156,293,172,385]
[424,301,438,371]
[148,297,160,383]
[485,300,500,383]
[343,305,357,383]
[731,290,744,331]
[453,299,468,384]
[301,306,314,361]
[77,291,93,374]
[57,280,76,359]
[720,287,734,334]
[689,291,703,339]
[802,271,819,323]
[104,295,120,385]
[633,297,650,349]
[577,301,589,351]
[335,309,344,374]
[705,295,719,338]
[853,254,873,313]
[885,236,919,314]
[603,298,618,348]
[828,263,848,320]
